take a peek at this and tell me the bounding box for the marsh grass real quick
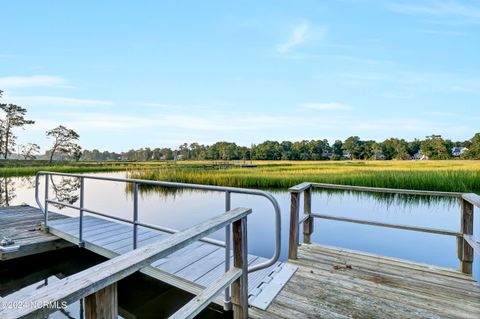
[0,165,132,177]
[128,160,480,193]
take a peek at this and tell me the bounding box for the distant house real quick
[451,147,468,157]
[372,151,385,160]
[413,152,429,161]
[342,151,351,159]
[325,152,334,159]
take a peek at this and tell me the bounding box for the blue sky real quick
[1,0,479,152]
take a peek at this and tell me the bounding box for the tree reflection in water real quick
[49,176,80,210]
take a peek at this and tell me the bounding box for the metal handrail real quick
[35,171,281,274]
[288,181,478,275]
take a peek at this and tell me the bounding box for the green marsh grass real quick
[128,161,480,193]
[0,165,132,177]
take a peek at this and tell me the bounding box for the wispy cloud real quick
[301,102,352,111]
[420,29,466,36]
[336,70,480,95]
[3,95,113,107]
[0,75,70,89]
[276,21,311,53]
[390,1,480,21]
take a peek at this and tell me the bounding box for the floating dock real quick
[0,205,72,260]
[45,212,296,309]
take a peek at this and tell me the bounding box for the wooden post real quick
[289,191,300,260]
[303,187,314,244]
[458,199,474,274]
[85,283,118,319]
[231,217,248,319]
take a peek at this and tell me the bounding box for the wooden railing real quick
[288,182,480,275]
[0,207,251,319]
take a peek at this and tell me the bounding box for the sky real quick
[1,0,479,152]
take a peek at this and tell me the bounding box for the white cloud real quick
[3,95,113,107]
[301,102,352,111]
[276,21,310,53]
[0,75,69,89]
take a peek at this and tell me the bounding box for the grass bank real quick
[0,164,131,177]
[128,160,480,193]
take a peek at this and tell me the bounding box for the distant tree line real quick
[2,88,479,162]
[79,133,480,162]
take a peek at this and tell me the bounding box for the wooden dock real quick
[250,244,480,319]
[45,211,295,309]
[0,205,72,260]
[2,173,480,319]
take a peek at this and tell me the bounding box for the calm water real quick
[2,170,479,314]
[0,248,224,318]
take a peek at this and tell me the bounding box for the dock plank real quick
[47,214,292,308]
[0,206,72,260]
[250,244,480,319]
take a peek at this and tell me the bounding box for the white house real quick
[451,147,468,157]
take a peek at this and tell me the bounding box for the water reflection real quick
[0,177,16,207]
[316,188,461,211]
[1,172,477,277]
[49,176,80,210]
[128,182,461,210]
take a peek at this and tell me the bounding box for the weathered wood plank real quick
[460,198,474,274]
[0,206,71,260]
[302,186,313,244]
[288,192,300,259]
[462,193,480,208]
[231,216,248,319]
[464,235,480,255]
[288,182,311,193]
[85,283,118,319]
[251,244,480,319]
[0,207,252,319]
[168,269,242,319]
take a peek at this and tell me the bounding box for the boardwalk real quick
[250,244,480,319]
[0,205,72,260]
[46,212,296,309]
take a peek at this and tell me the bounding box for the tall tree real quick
[332,140,343,160]
[464,133,480,159]
[420,135,450,160]
[0,96,35,158]
[19,143,40,160]
[46,125,80,163]
[343,136,362,159]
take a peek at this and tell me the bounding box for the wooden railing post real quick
[289,191,300,259]
[458,199,474,274]
[85,283,118,319]
[303,186,314,244]
[232,216,248,319]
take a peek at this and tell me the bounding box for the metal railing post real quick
[44,174,49,231]
[79,177,85,247]
[224,191,232,311]
[133,182,139,250]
